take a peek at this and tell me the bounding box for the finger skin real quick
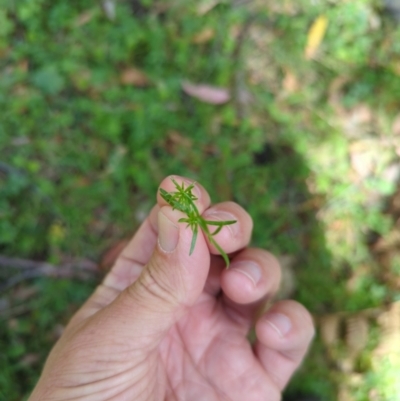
[203,255,225,296]
[220,249,281,328]
[74,176,211,325]
[202,202,253,256]
[102,175,210,294]
[254,300,315,390]
[103,205,159,293]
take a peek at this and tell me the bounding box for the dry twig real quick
[0,256,99,292]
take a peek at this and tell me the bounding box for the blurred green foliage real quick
[1,0,400,400]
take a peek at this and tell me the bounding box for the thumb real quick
[116,205,210,342]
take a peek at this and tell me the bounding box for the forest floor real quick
[1,1,400,400]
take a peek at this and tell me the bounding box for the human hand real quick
[29,175,314,401]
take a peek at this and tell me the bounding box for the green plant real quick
[159,179,236,267]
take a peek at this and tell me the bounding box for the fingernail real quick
[230,261,262,286]
[158,211,179,253]
[203,211,239,236]
[265,313,292,338]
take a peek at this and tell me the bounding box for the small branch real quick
[0,256,99,292]
[230,14,259,120]
[0,303,35,319]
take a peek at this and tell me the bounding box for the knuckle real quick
[129,260,185,310]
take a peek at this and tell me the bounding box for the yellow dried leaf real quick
[305,15,329,60]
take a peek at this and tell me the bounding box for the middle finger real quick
[220,248,282,329]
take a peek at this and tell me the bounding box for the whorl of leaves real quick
[160,179,236,267]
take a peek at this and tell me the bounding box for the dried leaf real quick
[120,68,150,87]
[393,114,400,136]
[275,255,296,299]
[382,164,400,185]
[192,27,215,44]
[305,15,329,60]
[349,104,373,125]
[197,0,220,15]
[349,140,377,179]
[282,69,299,93]
[346,315,369,355]
[320,314,341,346]
[182,81,230,104]
[74,10,96,27]
[374,301,400,359]
[166,130,193,155]
[373,228,400,253]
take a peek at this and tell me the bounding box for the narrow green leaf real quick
[203,220,237,226]
[159,178,236,267]
[211,225,224,236]
[189,224,198,255]
[209,236,230,268]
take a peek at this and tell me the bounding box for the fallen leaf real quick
[346,315,369,355]
[349,140,378,179]
[120,68,150,87]
[382,164,400,185]
[282,69,299,93]
[373,228,400,253]
[320,314,341,346]
[305,15,329,59]
[275,255,296,299]
[192,27,215,44]
[74,9,96,27]
[392,114,400,136]
[341,105,373,139]
[197,0,220,15]
[182,81,230,104]
[168,130,192,146]
[349,104,372,125]
[373,301,400,360]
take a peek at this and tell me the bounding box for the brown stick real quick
[0,256,99,292]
